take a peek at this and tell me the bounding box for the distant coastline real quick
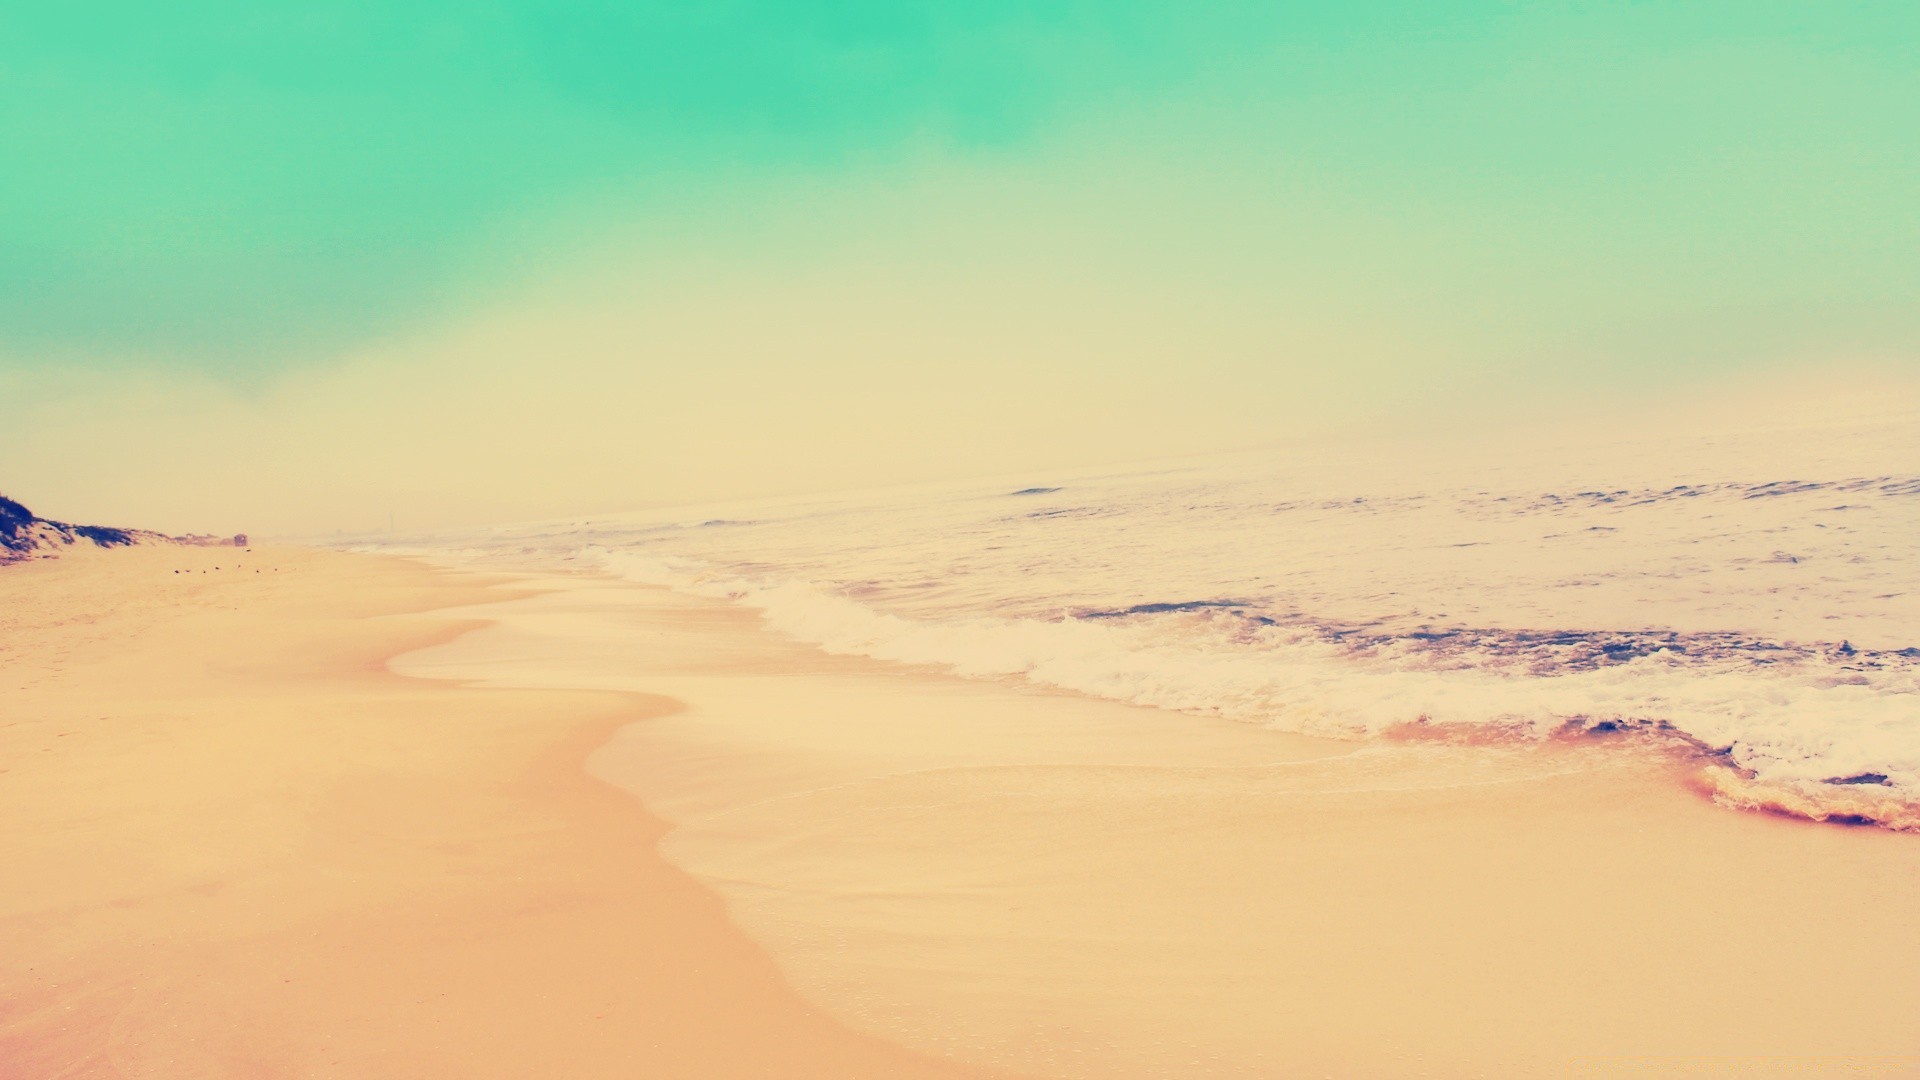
[0,493,244,564]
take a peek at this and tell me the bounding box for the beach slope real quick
[0,545,998,1079]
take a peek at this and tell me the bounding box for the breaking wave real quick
[592,548,1920,830]
[367,411,1920,831]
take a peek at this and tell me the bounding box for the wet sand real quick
[8,544,1915,1078]
[401,573,1920,1080]
[0,545,1002,1079]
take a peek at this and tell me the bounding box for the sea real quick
[364,405,1919,830]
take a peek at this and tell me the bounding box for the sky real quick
[3,1,1917,535]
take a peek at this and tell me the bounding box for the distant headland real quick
[0,493,244,564]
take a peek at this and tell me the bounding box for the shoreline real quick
[0,544,1004,1078]
[8,543,1918,1078]
[398,566,1920,1079]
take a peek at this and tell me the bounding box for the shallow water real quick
[367,409,1920,827]
[391,580,1920,1079]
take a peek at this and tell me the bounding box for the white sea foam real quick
[369,407,1920,828]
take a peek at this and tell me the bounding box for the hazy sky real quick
[4,2,1917,534]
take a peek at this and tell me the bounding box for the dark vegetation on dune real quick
[0,493,35,529]
[72,525,138,547]
[0,493,46,553]
[0,493,177,563]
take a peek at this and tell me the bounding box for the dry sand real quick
[402,575,1920,1080]
[0,545,1001,1079]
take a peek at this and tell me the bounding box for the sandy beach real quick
[404,572,1920,1080]
[0,545,999,1079]
[11,3,1918,1075]
[6,545,1919,1079]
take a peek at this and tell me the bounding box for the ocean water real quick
[372,408,1920,829]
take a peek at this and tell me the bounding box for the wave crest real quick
[592,548,1920,831]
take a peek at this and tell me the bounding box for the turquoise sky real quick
[4,2,1918,530]
[8,1,1915,369]
[4,0,1172,366]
